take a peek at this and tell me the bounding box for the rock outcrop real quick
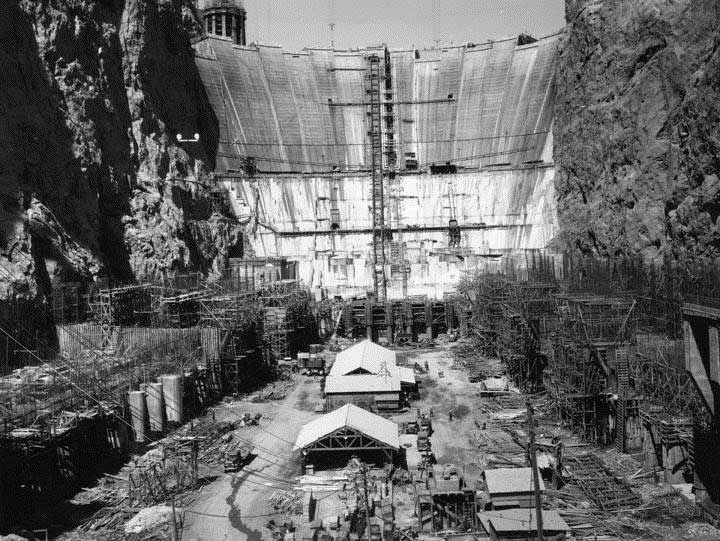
[0,0,242,302]
[554,0,720,262]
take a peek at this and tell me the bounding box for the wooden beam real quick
[684,319,715,414]
[683,303,720,320]
[308,445,393,451]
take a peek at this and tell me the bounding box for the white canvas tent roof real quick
[483,467,545,495]
[330,340,397,377]
[478,508,569,534]
[398,366,416,385]
[293,404,400,451]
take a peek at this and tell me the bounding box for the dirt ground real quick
[396,345,720,540]
[182,376,322,540]
[389,348,487,481]
[181,344,720,540]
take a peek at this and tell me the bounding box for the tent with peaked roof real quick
[326,340,416,410]
[294,404,400,468]
[330,340,397,377]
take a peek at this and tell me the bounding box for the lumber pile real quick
[269,489,303,515]
[452,346,503,383]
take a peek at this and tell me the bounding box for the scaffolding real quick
[2,268,316,436]
[454,255,708,457]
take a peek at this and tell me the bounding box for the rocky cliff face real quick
[554,0,720,262]
[0,0,244,302]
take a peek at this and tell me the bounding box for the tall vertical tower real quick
[200,0,247,45]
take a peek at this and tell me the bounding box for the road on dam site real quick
[182,377,316,540]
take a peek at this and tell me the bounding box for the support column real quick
[643,424,658,469]
[694,473,709,504]
[366,300,373,341]
[238,11,246,45]
[684,319,715,413]
[425,301,432,338]
[386,303,394,345]
[226,13,233,38]
[405,301,412,335]
[459,309,468,337]
[709,325,720,384]
[230,13,238,43]
[663,442,687,484]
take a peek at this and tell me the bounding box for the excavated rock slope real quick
[0,0,244,301]
[554,0,720,262]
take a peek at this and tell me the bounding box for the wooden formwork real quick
[564,454,641,511]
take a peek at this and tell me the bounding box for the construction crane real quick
[367,52,387,301]
[366,46,403,301]
[365,48,460,299]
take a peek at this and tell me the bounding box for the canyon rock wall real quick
[0,0,243,303]
[554,0,720,262]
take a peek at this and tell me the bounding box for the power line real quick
[217,130,549,147]
[254,420,297,446]
[216,144,539,170]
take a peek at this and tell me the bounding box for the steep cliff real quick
[554,0,720,261]
[0,0,243,303]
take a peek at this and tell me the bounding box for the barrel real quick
[161,375,183,423]
[128,390,147,443]
[146,382,165,431]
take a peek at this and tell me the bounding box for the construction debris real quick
[124,505,182,536]
[564,454,642,511]
[268,490,303,514]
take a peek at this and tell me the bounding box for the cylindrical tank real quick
[146,382,165,431]
[128,390,147,443]
[161,374,183,423]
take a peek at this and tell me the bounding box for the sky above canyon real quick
[241,0,566,50]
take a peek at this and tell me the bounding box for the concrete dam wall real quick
[221,166,556,298]
[193,33,560,297]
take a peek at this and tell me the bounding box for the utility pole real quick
[170,494,179,541]
[360,463,372,541]
[526,401,544,541]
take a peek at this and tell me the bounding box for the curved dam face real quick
[193,34,559,298]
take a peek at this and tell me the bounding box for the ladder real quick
[368,54,387,301]
[615,345,629,453]
[382,48,407,296]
